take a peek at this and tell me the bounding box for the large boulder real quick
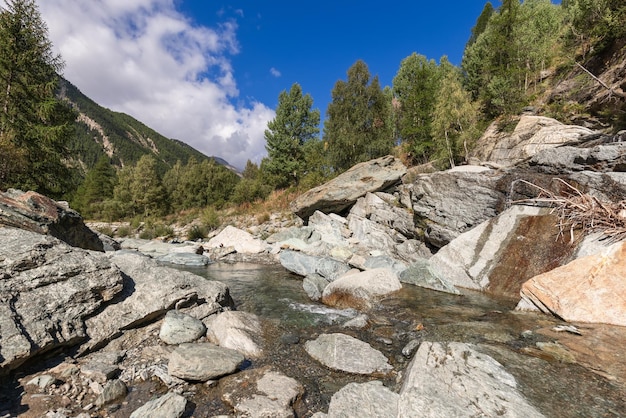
[167,343,244,382]
[517,240,626,326]
[398,342,545,417]
[321,268,402,309]
[206,225,268,254]
[0,189,103,251]
[81,252,233,353]
[204,311,264,358]
[0,228,123,374]
[279,250,351,281]
[291,155,407,220]
[469,115,594,166]
[315,380,399,418]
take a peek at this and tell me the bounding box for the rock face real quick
[429,205,581,298]
[518,240,626,326]
[398,342,545,417]
[304,333,392,375]
[0,189,104,251]
[0,228,123,374]
[469,115,594,166]
[291,155,407,220]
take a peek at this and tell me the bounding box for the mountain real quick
[58,78,233,175]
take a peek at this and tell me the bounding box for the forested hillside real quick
[59,78,231,176]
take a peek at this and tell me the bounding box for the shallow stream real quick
[165,262,626,417]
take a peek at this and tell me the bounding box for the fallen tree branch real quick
[575,61,626,99]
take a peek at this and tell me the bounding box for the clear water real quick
[177,262,626,418]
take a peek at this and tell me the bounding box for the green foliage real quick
[392,53,441,163]
[162,157,240,211]
[431,64,480,168]
[231,160,273,205]
[113,154,168,218]
[0,0,77,197]
[139,219,173,240]
[264,83,320,188]
[200,206,221,231]
[563,0,626,55]
[187,224,207,241]
[324,60,393,173]
[71,155,116,219]
[116,225,131,238]
[462,0,564,118]
[466,2,495,48]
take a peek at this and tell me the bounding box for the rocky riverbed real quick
[1,116,626,417]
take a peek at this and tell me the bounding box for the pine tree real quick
[113,155,167,218]
[0,0,76,197]
[392,53,441,163]
[264,83,320,188]
[466,2,495,48]
[324,60,392,172]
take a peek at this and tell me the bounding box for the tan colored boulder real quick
[518,240,626,326]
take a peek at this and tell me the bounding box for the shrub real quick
[187,225,207,241]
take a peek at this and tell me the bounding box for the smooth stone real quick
[159,310,206,345]
[168,343,244,382]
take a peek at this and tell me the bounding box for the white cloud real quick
[37,0,273,170]
[270,67,281,78]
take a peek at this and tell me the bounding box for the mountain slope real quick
[58,78,230,175]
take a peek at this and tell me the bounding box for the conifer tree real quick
[72,155,116,218]
[113,155,167,218]
[0,0,76,196]
[264,83,320,188]
[392,53,440,163]
[324,60,392,172]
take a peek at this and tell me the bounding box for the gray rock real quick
[0,189,104,251]
[0,228,124,375]
[156,252,211,266]
[350,192,418,239]
[279,250,350,281]
[204,311,263,357]
[470,115,593,167]
[342,314,369,329]
[322,268,402,309]
[95,379,127,407]
[398,342,545,417]
[168,343,244,381]
[303,274,331,301]
[81,252,232,354]
[26,374,56,389]
[266,226,319,244]
[159,310,207,345]
[304,333,392,375]
[129,392,187,418]
[291,155,407,220]
[308,211,351,247]
[364,255,408,276]
[399,259,460,294]
[529,142,626,173]
[321,380,399,418]
[221,366,304,418]
[403,166,503,248]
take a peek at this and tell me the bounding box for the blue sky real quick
[38,1,495,169]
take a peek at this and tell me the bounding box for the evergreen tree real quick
[264,83,320,188]
[72,155,116,218]
[0,0,76,197]
[392,53,440,163]
[466,2,495,48]
[324,60,392,172]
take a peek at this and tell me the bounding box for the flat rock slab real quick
[220,366,304,418]
[168,343,244,382]
[159,310,206,345]
[322,268,402,309]
[280,250,351,280]
[399,342,545,417]
[316,380,399,418]
[305,333,392,375]
[129,392,187,418]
